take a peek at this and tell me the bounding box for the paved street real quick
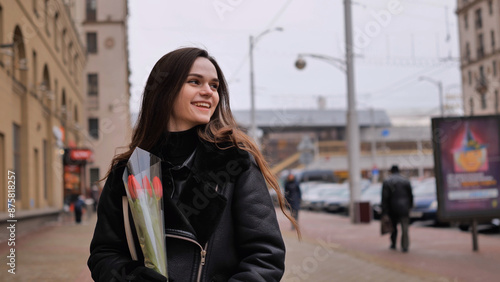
[1,209,499,281]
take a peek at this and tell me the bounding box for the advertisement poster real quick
[432,115,500,220]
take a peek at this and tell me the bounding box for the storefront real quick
[63,148,93,203]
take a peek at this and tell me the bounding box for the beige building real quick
[67,0,132,189]
[457,0,500,115]
[0,0,86,213]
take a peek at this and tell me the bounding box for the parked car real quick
[297,169,337,183]
[410,180,439,224]
[360,183,383,219]
[301,183,345,211]
[325,180,372,214]
[322,183,350,213]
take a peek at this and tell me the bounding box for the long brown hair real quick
[106,47,299,234]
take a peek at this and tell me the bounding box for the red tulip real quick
[127,175,140,200]
[142,176,153,197]
[152,176,163,198]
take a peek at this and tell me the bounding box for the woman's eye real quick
[210,84,219,90]
[188,79,199,85]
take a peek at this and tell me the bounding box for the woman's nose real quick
[200,83,213,96]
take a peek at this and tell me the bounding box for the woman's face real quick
[169,57,220,132]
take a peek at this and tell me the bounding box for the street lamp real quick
[249,27,283,145]
[293,0,362,223]
[295,53,346,72]
[419,76,444,116]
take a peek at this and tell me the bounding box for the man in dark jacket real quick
[284,172,301,230]
[381,165,413,252]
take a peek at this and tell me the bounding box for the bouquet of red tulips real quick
[122,147,167,278]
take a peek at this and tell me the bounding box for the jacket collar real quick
[159,138,252,244]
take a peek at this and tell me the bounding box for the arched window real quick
[13,25,27,89]
[68,42,73,74]
[62,28,66,63]
[54,12,59,51]
[42,64,51,107]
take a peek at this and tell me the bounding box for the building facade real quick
[67,0,132,190]
[457,0,500,115]
[0,0,86,212]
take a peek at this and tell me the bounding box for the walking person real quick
[88,47,298,281]
[284,172,301,230]
[74,195,86,224]
[381,165,413,252]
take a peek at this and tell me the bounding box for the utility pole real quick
[344,0,362,223]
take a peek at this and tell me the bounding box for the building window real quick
[62,28,66,64]
[74,105,78,123]
[489,0,493,15]
[495,90,499,114]
[469,97,474,115]
[54,12,59,51]
[68,42,73,74]
[468,70,472,85]
[464,14,468,30]
[43,139,48,199]
[89,118,99,139]
[494,61,497,76]
[86,32,97,54]
[465,42,470,62]
[492,30,496,51]
[13,124,21,199]
[61,89,67,121]
[478,33,484,58]
[480,93,487,109]
[90,168,100,186]
[475,8,482,29]
[32,50,37,90]
[86,0,97,21]
[44,0,50,36]
[87,74,98,95]
[74,54,79,84]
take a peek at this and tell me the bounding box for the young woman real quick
[87,47,297,282]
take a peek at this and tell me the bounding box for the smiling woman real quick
[88,47,297,282]
[169,57,220,132]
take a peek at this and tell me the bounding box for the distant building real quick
[67,0,132,189]
[456,0,500,115]
[233,109,434,180]
[0,0,86,213]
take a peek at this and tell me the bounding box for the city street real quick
[1,209,500,281]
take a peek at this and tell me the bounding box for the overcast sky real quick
[128,0,461,116]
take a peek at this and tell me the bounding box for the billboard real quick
[432,115,500,220]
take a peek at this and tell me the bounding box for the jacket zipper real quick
[166,234,208,282]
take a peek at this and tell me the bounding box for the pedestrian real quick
[381,165,414,252]
[74,195,85,224]
[284,172,301,230]
[87,47,297,282]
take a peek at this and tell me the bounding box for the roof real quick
[232,109,391,129]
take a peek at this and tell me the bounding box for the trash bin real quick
[355,201,371,223]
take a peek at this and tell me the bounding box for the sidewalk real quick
[1,209,499,281]
[278,210,500,282]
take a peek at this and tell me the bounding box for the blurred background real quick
[0,0,500,281]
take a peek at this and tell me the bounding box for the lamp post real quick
[294,0,362,223]
[249,27,283,145]
[419,76,444,116]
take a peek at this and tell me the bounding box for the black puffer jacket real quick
[87,139,286,282]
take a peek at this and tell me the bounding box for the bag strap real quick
[122,196,138,261]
